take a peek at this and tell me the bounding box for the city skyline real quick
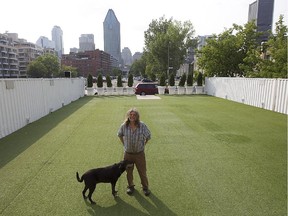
[1,0,287,55]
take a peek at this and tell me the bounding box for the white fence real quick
[205,77,288,114]
[0,78,85,139]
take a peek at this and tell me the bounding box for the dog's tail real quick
[76,172,83,182]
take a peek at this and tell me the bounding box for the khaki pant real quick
[124,151,149,189]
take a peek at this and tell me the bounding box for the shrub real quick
[97,74,103,88]
[187,73,193,86]
[178,74,187,87]
[197,72,203,86]
[87,74,93,87]
[117,75,123,87]
[159,74,166,86]
[106,75,112,87]
[169,73,175,86]
[128,74,133,87]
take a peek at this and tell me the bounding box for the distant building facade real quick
[0,33,45,78]
[121,47,133,66]
[79,34,95,52]
[248,0,274,41]
[36,36,55,49]
[61,49,111,78]
[103,9,121,66]
[52,25,64,57]
[0,33,19,78]
[15,39,43,77]
[132,52,143,62]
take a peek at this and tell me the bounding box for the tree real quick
[87,74,93,87]
[97,73,103,88]
[129,56,147,77]
[117,75,123,87]
[186,73,193,86]
[197,29,244,77]
[159,73,166,86]
[106,75,112,87]
[178,73,187,87]
[27,61,47,78]
[196,72,203,86]
[144,16,197,79]
[258,15,287,78]
[169,73,175,86]
[27,53,60,78]
[127,74,134,87]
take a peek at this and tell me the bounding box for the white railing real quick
[0,78,85,139]
[205,77,288,114]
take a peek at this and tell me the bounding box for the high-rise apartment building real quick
[0,33,19,78]
[103,9,121,66]
[52,26,64,57]
[79,34,95,52]
[248,0,274,41]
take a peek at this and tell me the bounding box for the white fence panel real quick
[0,78,85,139]
[205,77,288,114]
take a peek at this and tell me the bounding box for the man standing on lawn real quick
[117,108,151,196]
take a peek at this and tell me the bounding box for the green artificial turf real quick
[0,95,286,216]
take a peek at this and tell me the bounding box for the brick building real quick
[61,49,111,78]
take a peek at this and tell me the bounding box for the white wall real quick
[0,78,85,139]
[205,77,288,114]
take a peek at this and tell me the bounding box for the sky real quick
[1,0,287,55]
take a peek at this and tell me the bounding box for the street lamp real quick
[167,42,173,81]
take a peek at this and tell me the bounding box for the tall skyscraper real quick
[248,0,274,41]
[79,34,95,52]
[121,47,133,66]
[103,9,121,65]
[52,26,64,57]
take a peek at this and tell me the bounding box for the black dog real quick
[76,160,130,204]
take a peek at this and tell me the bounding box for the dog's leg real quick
[111,182,118,197]
[82,185,88,199]
[88,185,96,204]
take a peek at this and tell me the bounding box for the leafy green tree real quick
[258,15,287,78]
[236,22,263,76]
[130,56,147,77]
[144,16,197,78]
[27,61,47,78]
[197,29,244,77]
[27,53,60,78]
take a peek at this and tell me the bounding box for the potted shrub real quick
[116,74,123,95]
[186,73,193,94]
[157,73,166,95]
[96,73,104,95]
[178,73,186,95]
[86,73,95,96]
[168,73,176,95]
[195,72,204,94]
[106,75,113,95]
[127,74,134,95]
